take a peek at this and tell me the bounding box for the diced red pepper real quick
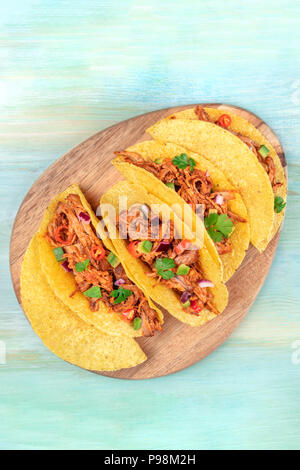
[54,225,74,245]
[128,241,142,258]
[90,244,106,261]
[190,300,204,314]
[218,114,231,128]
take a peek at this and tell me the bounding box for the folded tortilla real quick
[147,118,275,252]
[21,235,146,371]
[170,107,287,241]
[36,184,163,338]
[113,140,250,281]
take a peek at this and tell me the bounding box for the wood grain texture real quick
[2,0,300,450]
[10,104,286,379]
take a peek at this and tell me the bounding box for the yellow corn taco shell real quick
[113,140,250,282]
[37,183,163,338]
[147,119,275,252]
[21,235,146,371]
[100,181,228,327]
[170,107,287,240]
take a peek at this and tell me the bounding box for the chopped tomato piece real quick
[90,244,106,261]
[121,309,135,323]
[54,225,74,245]
[128,241,142,258]
[190,300,203,314]
[218,114,231,128]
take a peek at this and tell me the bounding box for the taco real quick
[21,235,146,371]
[37,184,163,337]
[170,106,287,240]
[147,113,276,252]
[113,140,250,282]
[100,181,228,327]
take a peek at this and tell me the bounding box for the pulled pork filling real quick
[115,150,246,255]
[194,106,282,190]
[45,194,161,336]
[117,206,219,316]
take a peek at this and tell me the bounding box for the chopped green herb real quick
[172,153,189,169]
[154,158,162,164]
[75,259,90,272]
[204,213,234,243]
[189,158,196,173]
[182,300,191,309]
[110,287,133,304]
[138,240,153,253]
[274,196,286,213]
[176,264,190,276]
[154,257,175,280]
[107,252,120,268]
[165,182,175,191]
[84,286,102,298]
[258,145,270,158]
[53,247,64,262]
[133,317,142,330]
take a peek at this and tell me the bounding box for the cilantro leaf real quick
[215,214,234,238]
[84,286,102,298]
[172,153,188,169]
[204,213,234,242]
[172,153,196,173]
[205,212,218,226]
[154,257,176,280]
[206,227,223,243]
[75,259,90,272]
[110,287,133,304]
[274,196,286,213]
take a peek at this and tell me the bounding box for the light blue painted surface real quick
[1,0,300,450]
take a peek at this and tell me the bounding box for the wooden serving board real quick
[10,104,287,380]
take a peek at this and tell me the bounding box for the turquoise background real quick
[1,0,300,450]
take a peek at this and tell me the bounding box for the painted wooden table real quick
[1,0,299,450]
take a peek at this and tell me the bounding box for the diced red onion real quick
[78,211,90,223]
[61,260,72,272]
[180,291,191,304]
[198,279,214,288]
[215,194,224,205]
[115,278,126,287]
[155,241,170,252]
[205,170,210,177]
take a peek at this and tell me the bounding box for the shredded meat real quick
[215,240,232,255]
[115,150,248,255]
[195,105,210,121]
[139,300,162,336]
[116,208,218,317]
[45,194,161,336]
[174,250,198,266]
